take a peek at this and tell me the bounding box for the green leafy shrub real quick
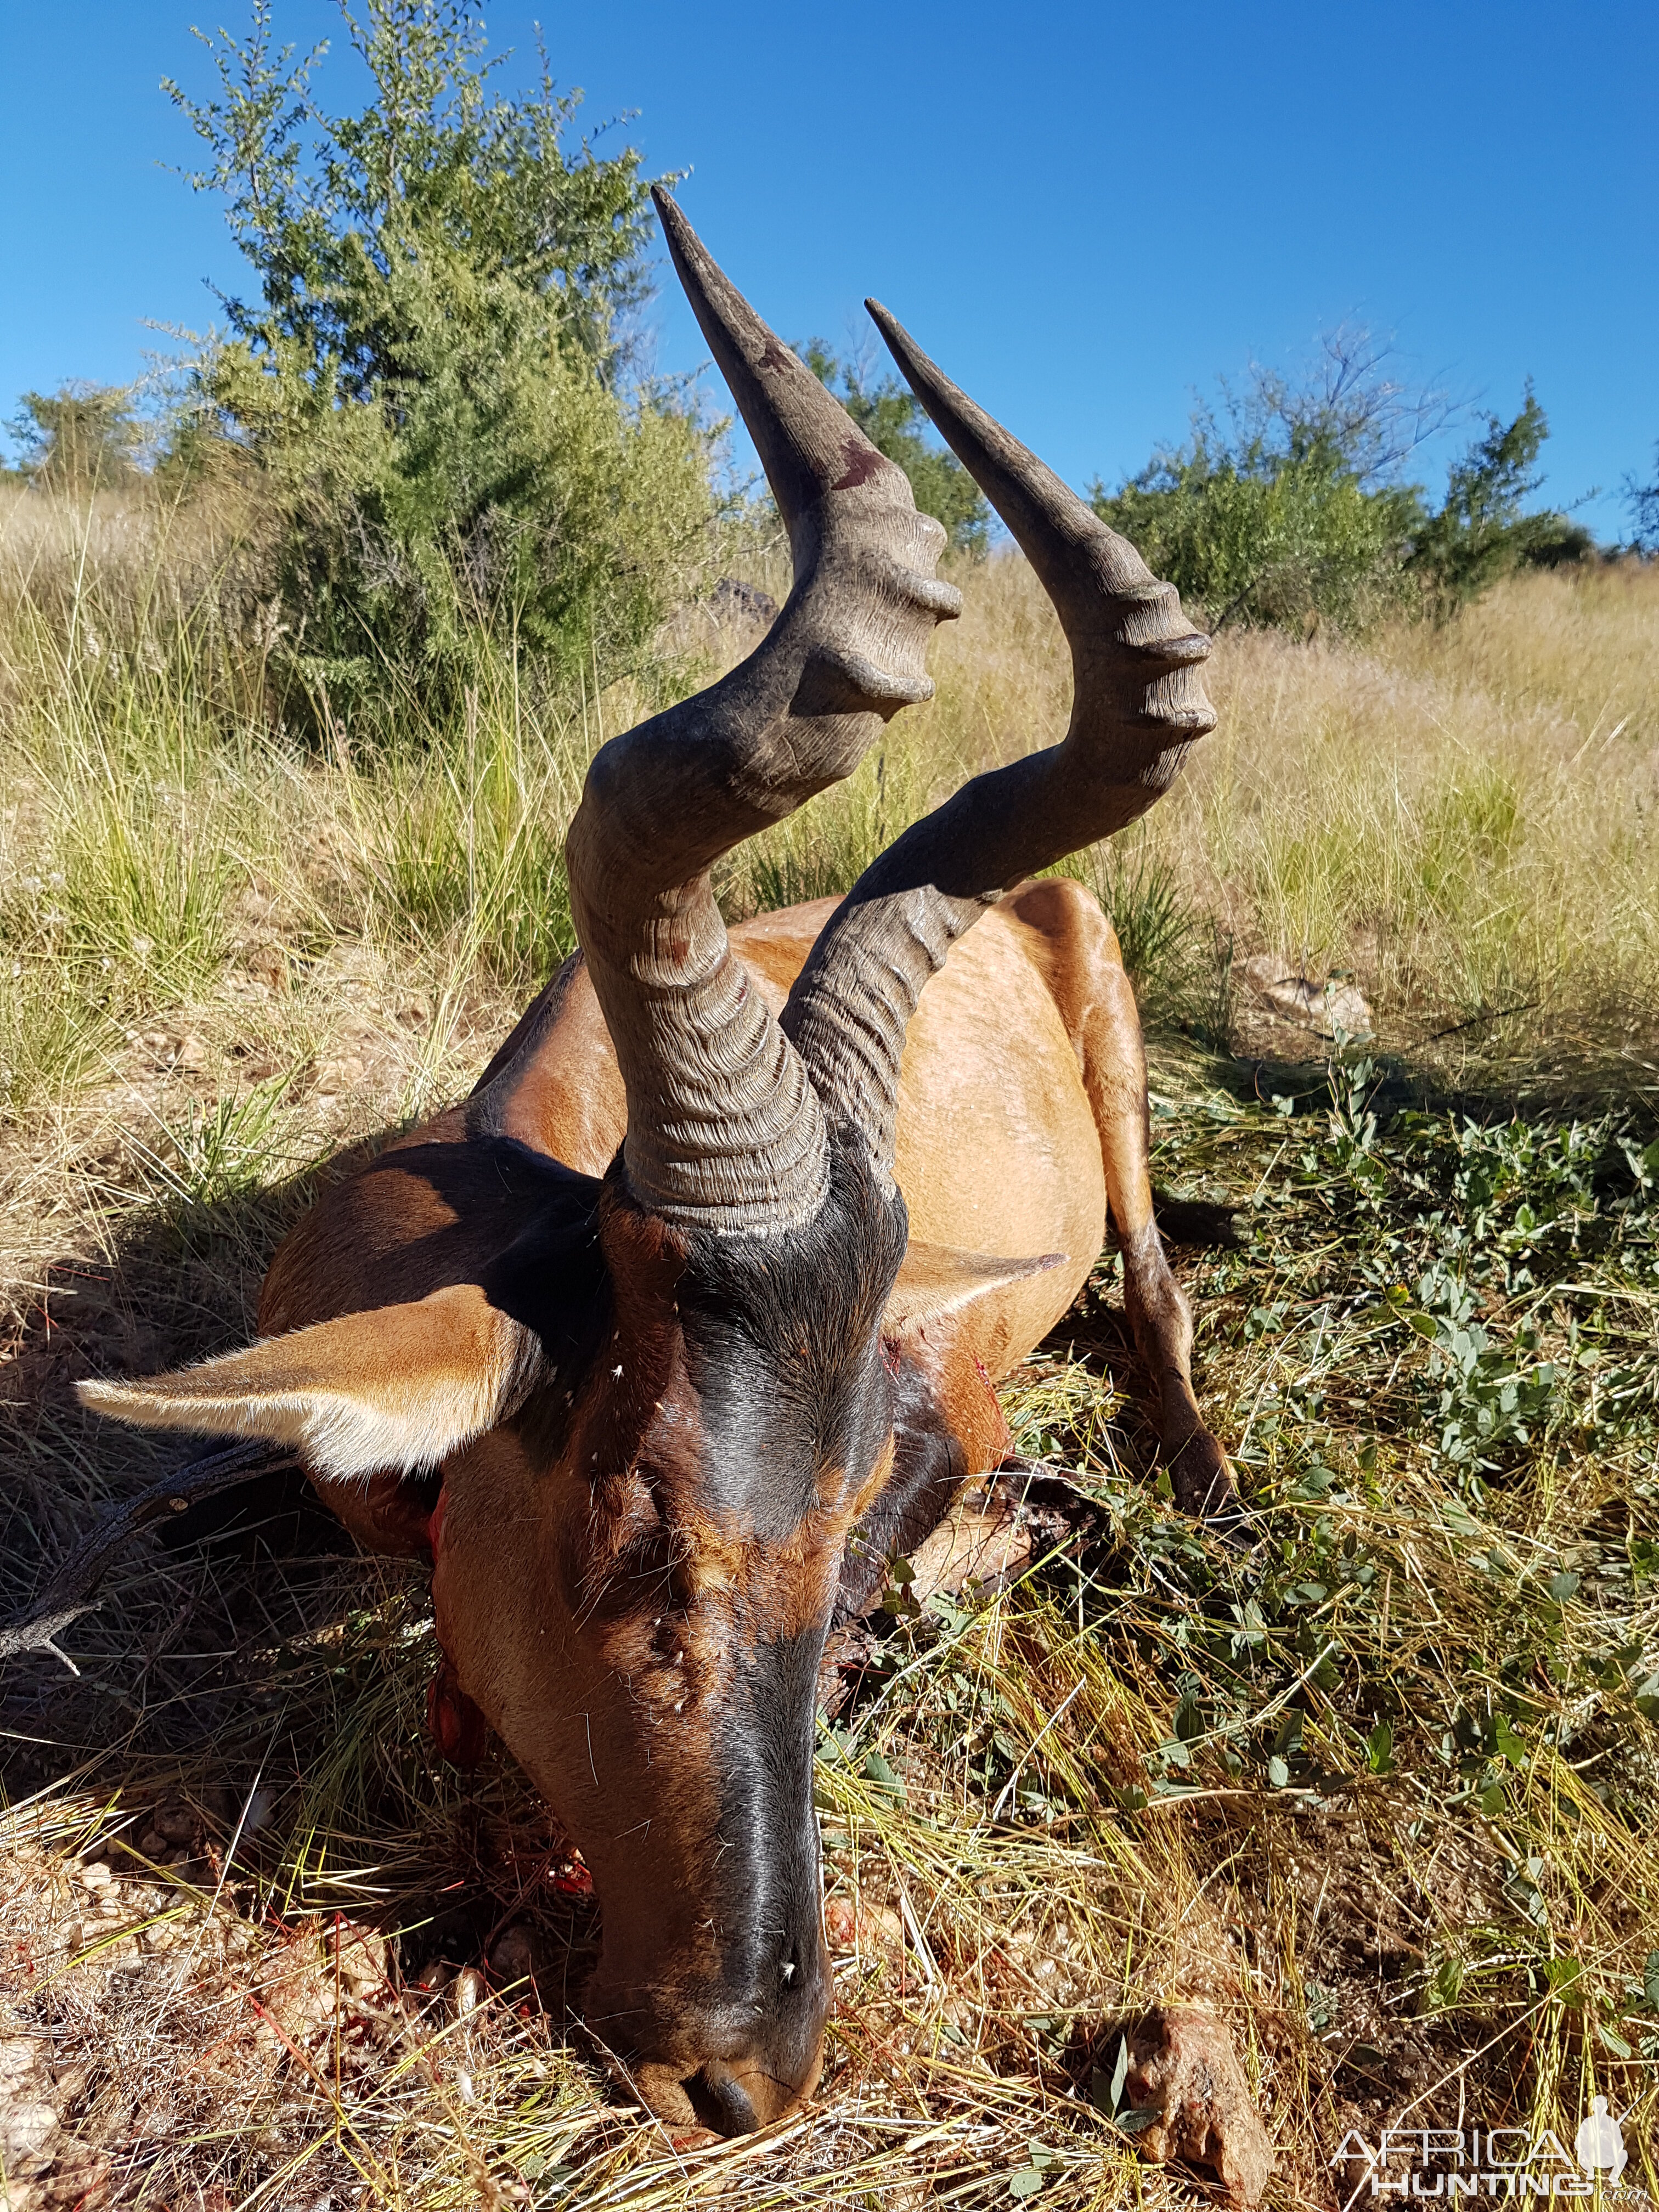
[1406,388,1581,613]
[169,0,716,731]
[1394,1267,1559,1473]
[1091,334,1584,634]
[1093,421,1419,635]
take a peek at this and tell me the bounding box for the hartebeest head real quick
[80,195,1214,2132]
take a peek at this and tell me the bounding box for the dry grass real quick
[730,551,1659,1083]
[2,489,1657,2208]
[929,556,1659,1071]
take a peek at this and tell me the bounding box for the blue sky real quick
[3,1,1655,535]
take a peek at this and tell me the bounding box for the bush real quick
[1406,387,1581,613]
[1091,334,1584,635]
[8,385,144,494]
[169,0,717,731]
[1094,425,1419,636]
[1089,332,1435,634]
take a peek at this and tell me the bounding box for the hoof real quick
[1166,1426,1247,1540]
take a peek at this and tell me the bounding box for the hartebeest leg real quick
[1006,879,1239,1523]
[1080,935,1240,1521]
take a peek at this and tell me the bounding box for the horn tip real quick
[652,187,720,307]
[652,183,687,238]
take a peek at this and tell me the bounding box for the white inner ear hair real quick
[77,1312,546,1485]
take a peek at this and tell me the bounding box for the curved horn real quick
[565,197,960,1234]
[783,305,1216,1188]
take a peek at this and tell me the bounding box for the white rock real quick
[0,2036,48,2097]
[1242,955,1374,1040]
[1,2097,59,2167]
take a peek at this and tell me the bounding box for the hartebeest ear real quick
[882,1243,1066,1339]
[77,1285,545,1483]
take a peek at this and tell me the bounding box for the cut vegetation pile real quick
[2,488,1656,2208]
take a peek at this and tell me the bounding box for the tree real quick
[8,385,143,494]
[1406,386,1578,611]
[168,0,656,392]
[167,0,714,725]
[803,341,990,555]
[1626,445,1659,554]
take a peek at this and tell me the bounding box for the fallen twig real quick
[0,1440,300,1667]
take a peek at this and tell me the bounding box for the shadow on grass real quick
[1149,1009,1659,1131]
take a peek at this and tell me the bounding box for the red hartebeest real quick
[79,195,1235,2135]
